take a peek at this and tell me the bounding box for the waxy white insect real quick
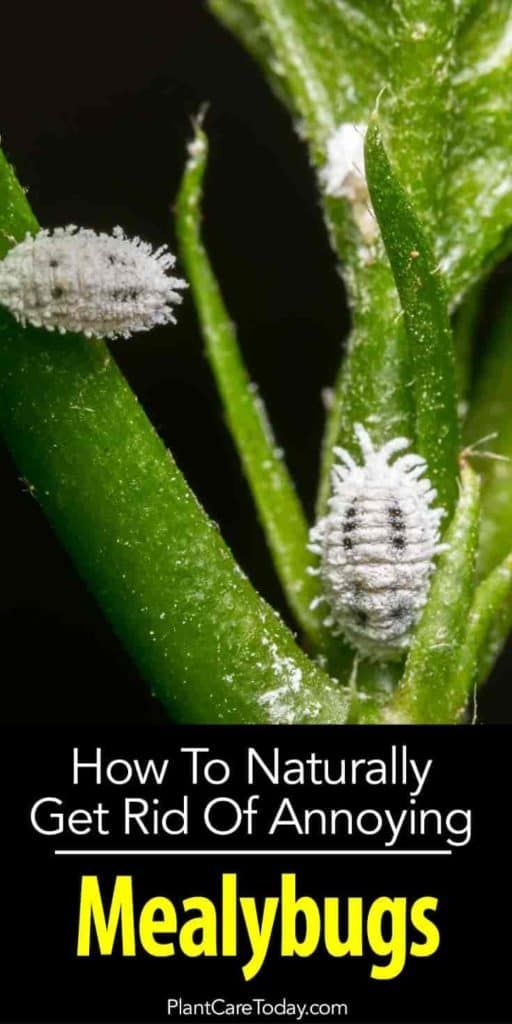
[321,123,368,202]
[320,123,377,247]
[0,225,187,339]
[309,424,446,660]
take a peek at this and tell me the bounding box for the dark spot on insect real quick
[391,604,408,620]
[52,286,64,299]
[113,289,125,299]
[129,290,139,300]
[353,608,368,627]
[392,534,406,551]
[342,535,353,550]
[49,259,59,268]
[389,503,406,550]
[108,255,116,265]
[388,503,404,524]
[343,502,357,533]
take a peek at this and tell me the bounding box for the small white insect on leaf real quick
[321,123,368,201]
[320,123,378,247]
[309,424,446,661]
[0,225,187,340]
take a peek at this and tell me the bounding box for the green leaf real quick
[347,660,403,725]
[365,121,460,517]
[206,0,512,709]
[223,0,388,156]
[452,279,485,412]
[315,291,411,518]
[175,124,323,644]
[388,465,481,724]
[474,587,512,690]
[440,2,512,299]
[209,1,512,304]
[386,1,459,240]
[0,150,38,253]
[209,0,419,533]
[464,285,512,579]
[0,144,350,725]
[453,552,512,713]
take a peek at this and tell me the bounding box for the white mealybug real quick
[321,122,368,202]
[320,123,377,247]
[0,225,187,339]
[309,424,446,660]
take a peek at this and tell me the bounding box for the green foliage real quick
[0,147,349,725]
[365,122,460,516]
[389,466,481,724]
[211,0,387,156]
[315,275,408,520]
[211,0,512,295]
[0,151,38,252]
[445,1,512,298]
[175,122,355,679]
[208,0,512,720]
[1,0,512,723]
[464,286,512,580]
[175,125,322,643]
[455,552,512,710]
[453,281,486,406]
[386,0,458,240]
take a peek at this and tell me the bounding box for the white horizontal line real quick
[54,848,452,856]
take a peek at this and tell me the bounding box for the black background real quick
[0,0,510,724]
[2,725,510,1023]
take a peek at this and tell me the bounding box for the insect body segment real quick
[310,425,445,660]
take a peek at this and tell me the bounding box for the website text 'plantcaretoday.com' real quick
[166,997,349,1020]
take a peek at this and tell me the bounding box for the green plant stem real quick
[464,286,512,579]
[388,0,456,235]
[347,660,404,725]
[315,267,409,520]
[366,121,460,517]
[211,0,415,538]
[443,5,512,299]
[0,153,39,254]
[475,595,512,692]
[453,279,485,411]
[0,147,350,725]
[205,0,512,716]
[176,126,324,644]
[454,553,512,715]
[245,0,335,156]
[385,465,480,724]
[242,0,387,158]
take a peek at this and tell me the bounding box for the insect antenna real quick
[460,433,510,465]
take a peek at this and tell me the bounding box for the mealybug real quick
[320,123,377,247]
[309,424,446,660]
[321,122,368,202]
[0,225,187,339]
